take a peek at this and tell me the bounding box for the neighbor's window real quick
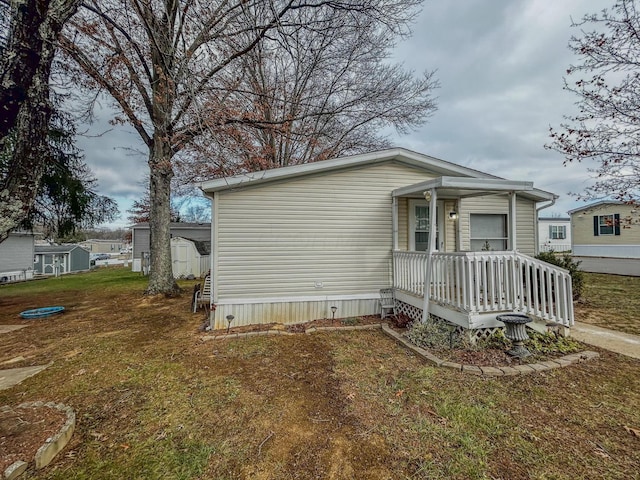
[470,214,508,251]
[593,213,620,236]
[598,214,614,235]
[549,225,566,240]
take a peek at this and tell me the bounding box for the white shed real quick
[170,236,210,278]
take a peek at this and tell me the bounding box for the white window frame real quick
[469,213,509,251]
[598,214,615,235]
[550,225,566,240]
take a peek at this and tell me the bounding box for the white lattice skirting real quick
[395,300,502,341]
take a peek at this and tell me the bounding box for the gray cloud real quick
[78,0,611,227]
[390,0,613,216]
[74,104,148,226]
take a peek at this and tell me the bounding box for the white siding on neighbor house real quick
[458,194,536,254]
[538,219,572,252]
[214,162,435,301]
[0,233,34,272]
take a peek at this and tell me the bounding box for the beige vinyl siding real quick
[215,162,435,299]
[398,198,408,250]
[572,204,640,246]
[443,199,457,252]
[515,196,535,254]
[458,194,536,254]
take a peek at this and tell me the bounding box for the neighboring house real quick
[538,217,571,252]
[79,239,126,255]
[569,201,640,276]
[0,232,36,283]
[171,236,211,278]
[130,222,211,273]
[200,148,573,332]
[34,245,90,276]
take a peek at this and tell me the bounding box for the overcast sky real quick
[78,0,612,228]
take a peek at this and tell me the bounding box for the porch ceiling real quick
[392,176,555,201]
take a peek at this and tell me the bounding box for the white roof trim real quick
[199,148,498,193]
[392,176,555,202]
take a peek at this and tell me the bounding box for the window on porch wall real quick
[470,214,508,251]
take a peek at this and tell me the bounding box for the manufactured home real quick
[200,148,573,333]
[0,232,36,283]
[538,217,571,252]
[569,201,640,276]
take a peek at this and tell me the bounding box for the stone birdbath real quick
[496,314,532,358]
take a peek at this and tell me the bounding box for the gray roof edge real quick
[567,200,627,214]
[199,148,501,193]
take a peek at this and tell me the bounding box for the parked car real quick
[90,253,110,261]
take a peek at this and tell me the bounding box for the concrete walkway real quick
[571,322,640,360]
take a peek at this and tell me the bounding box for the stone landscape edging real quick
[201,322,599,376]
[3,401,76,480]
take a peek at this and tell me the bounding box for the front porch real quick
[392,250,574,330]
[390,176,574,331]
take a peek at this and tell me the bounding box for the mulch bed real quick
[0,404,67,473]
[209,315,579,368]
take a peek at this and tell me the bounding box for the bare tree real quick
[548,0,640,204]
[59,0,426,295]
[0,0,83,242]
[176,7,437,182]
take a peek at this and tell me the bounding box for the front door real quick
[409,199,444,252]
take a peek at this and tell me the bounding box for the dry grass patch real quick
[575,273,640,335]
[1,267,639,479]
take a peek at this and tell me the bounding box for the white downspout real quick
[421,188,438,322]
[509,192,517,251]
[535,196,557,255]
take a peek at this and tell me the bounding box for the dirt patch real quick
[0,405,67,472]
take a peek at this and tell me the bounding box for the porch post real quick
[421,188,438,322]
[509,192,517,251]
[392,196,398,251]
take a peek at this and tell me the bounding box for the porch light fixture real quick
[331,306,337,319]
[449,211,458,220]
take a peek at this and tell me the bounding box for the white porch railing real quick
[392,251,574,327]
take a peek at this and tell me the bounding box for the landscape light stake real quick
[331,306,337,320]
[226,315,234,334]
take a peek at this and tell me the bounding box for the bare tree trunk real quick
[146,134,180,295]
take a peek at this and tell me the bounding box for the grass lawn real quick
[575,273,640,336]
[1,267,639,479]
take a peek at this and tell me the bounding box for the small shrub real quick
[341,317,358,326]
[406,318,461,350]
[525,330,582,355]
[535,251,584,300]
